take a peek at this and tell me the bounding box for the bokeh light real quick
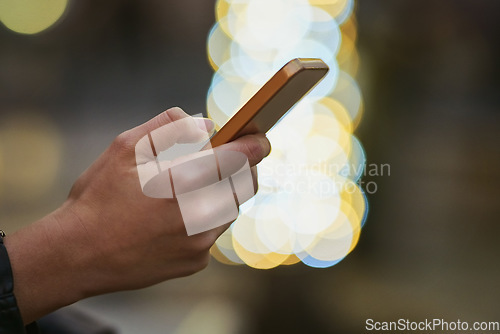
[0,112,63,201]
[207,0,366,268]
[0,0,68,35]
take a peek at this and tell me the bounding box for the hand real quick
[4,107,271,324]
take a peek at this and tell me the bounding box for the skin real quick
[4,107,271,324]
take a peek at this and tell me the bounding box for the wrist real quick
[4,205,91,324]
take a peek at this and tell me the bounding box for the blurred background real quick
[1,0,499,333]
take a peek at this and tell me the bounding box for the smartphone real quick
[209,58,329,147]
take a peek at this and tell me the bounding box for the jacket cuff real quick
[0,232,35,334]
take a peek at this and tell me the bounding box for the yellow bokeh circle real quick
[0,0,68,35]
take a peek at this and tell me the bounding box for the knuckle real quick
[113,130,135,153]
[179,252,211,276]
[199,234,217,251]
[190,233,217,253]
[195,252,211,271]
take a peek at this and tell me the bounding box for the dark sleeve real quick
[38,308,117,334]
[0,232,39,334]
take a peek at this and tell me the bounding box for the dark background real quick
[1,1,499,333]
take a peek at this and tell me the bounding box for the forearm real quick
[4,204,89,324]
